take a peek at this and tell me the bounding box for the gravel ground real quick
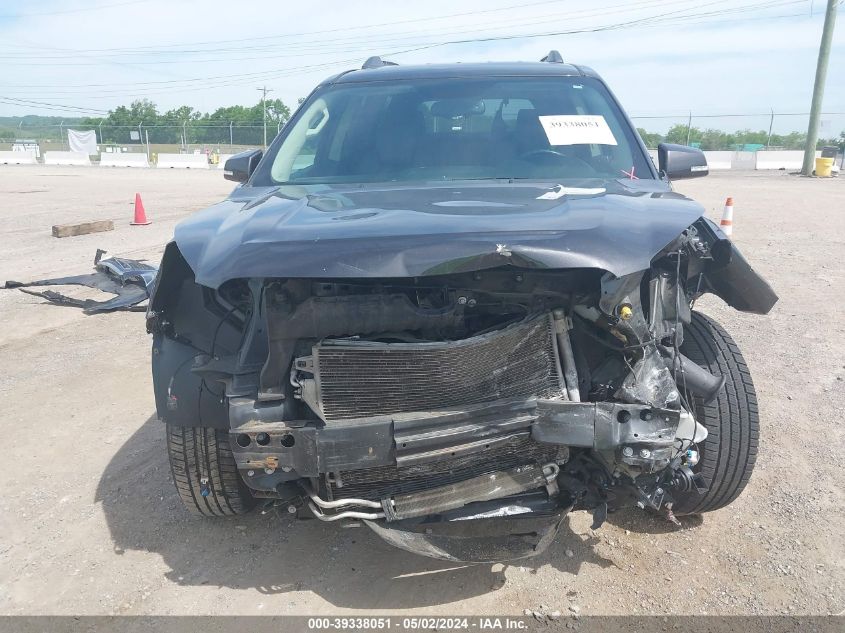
[0,166,842,616]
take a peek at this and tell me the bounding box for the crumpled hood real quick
[174,179,704,288]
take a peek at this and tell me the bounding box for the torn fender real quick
[698,218,778,315]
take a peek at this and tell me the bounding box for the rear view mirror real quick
[430,99,486,118]
[224,149,263,183]
[657,143,708,180]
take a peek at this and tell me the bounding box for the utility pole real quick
[766,108,774,148]
[685,111,692,145]
[257,86,273,149]
[801,0,838,175]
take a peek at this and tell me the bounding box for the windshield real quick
[257,76,652,186]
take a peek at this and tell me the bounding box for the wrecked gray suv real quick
[148,54,777,562]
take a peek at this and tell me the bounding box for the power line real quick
[0,0,152,18]
[0,96,109,115]
[0,0,801,64]
[0,0,804,72]
[0,0,816,103]
[0,0,689,59]
[0,0,704,66]
[1,0,566,53]
[5,1,803,83]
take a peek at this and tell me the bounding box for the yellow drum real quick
[815,157,834,177]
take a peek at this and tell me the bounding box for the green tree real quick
[264,98,291,126]
[636,127,662,148]
[817,132,844,151]
[665,123,700,145]
[698,128,728,151]
[733,129,768,146]
[77,98,294,145]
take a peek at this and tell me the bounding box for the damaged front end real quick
[149,214,775,562]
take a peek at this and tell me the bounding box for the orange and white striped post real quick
[720,197,733,237]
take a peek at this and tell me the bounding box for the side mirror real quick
[223,149,263,183]
[657,143,708,180]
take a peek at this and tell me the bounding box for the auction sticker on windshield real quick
[539,114,617,146]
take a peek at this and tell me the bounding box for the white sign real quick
[538,115,617,146]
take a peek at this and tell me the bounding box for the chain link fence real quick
[2,112,843,155]
[0,122,280,154]
[628,112,844,150]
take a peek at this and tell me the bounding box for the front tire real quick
[672,311,760,515]
[166,425,254,516]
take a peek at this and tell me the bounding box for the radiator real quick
[313,313,565,422]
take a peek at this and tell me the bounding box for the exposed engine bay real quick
[149,216,773,562]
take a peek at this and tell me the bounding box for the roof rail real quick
[540,50,564,64]
[362,56,398,69]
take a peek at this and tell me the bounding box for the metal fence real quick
[0,122,281,151]
[627,111,844,150]
[1,112,843,153]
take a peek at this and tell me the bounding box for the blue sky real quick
[0,0,842,135]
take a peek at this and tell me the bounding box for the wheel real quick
[672,311,759,515]
[166,424,254,516]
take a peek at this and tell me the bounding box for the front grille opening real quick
[327,434,558,501]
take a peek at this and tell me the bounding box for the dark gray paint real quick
[173,178,705,286]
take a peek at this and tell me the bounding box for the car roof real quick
[326,61,600,85]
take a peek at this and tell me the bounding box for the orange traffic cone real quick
[719,197,733,237]
[130,193,151,225]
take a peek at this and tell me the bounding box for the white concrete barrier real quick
[733,151,757,171]
[44,151,91,166]
[156,153,209,169]
[755,150,819,170]
[0,150,38,164]
[216,154,234,168]
[703,151,732,170]
[99,152,150,168]
[647,149,659,169]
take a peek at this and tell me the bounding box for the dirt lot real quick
[0,166,842,616]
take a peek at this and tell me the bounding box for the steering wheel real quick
[520,149,595,171]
